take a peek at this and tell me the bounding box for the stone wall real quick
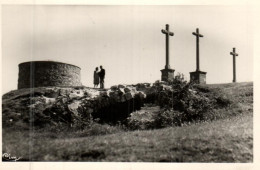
[18,61,81,89]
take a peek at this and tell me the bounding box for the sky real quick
[1,5,254,94]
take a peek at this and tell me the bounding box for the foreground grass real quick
[2,112,252,162]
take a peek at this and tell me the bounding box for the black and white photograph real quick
[1,1,259,169]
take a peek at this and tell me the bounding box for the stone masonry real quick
[190,71,207,84]
[18,61,82,89]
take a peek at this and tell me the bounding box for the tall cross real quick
[161,24,174,69]
[192,28,204,71]
[230,48,239,82]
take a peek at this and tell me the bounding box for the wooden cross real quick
[230,48,239,82]
[161,24,174,69]
[192,28,204,71]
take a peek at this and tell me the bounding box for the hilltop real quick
[2,82,253,162]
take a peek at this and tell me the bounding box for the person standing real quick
[99,65,105,89]
[93,67,99,88]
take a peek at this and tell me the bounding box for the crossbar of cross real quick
[230,48,239,57]
[161,24,174,69]
[230,48,239,82]
[192,28,204,71]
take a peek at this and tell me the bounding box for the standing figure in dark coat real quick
[93,67,99,88]
[99,65,105,89]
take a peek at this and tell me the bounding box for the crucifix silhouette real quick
[161,24,174,69]
[192,28,204,71]
[230,48,239,82]
[160,24,175,82]
[190,28,207,84]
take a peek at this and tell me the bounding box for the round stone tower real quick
[18,61,82,89]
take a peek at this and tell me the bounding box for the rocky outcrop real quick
[2,85,148,128]
[2,80,175,129]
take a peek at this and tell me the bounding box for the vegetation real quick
[2,113,252,162]
[127,75,253,130]
[2,79,253,162]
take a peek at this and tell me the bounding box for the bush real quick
[214,94,232,107]
[139,73,233,128]
[157,74,214,122]
[127,111,155,130]
[126,109,188,130]
[153,109,184,128]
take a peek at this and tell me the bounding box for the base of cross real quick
[190,71,207,84]
[161,68,175,82]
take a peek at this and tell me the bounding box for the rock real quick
[136,83,147,91]
[100,91,109,97]
[144,83,151,87]
[146,86,157,94]
[118,88,125,95]
[28,96,47,109]
[43,97,56,104]
[59,88,70,96]
[69,93,79,99]
[85,89,100,98]
[67,89,84,99]
[124,92,133,100]
[109,91,120,102]
[120,95,127,102]
[124,86,137,95]
[68,101,81,116]
[138,91,146,99]
[109,89,128,102]
[61,97,68,104]
[2,83,150,128]
[124,87,131,93]
[42,88,59,98]
[118,84,126,88]
[158,84,172,91]
[110,85,118,91]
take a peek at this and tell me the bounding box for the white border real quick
[0,0,259,170]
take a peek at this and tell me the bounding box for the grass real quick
[2,112,252,162]
[2,82,253,162]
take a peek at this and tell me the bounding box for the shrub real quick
[214,94,232,108]
[157,75,214,122]
[126,109,188,130]
[150,73,233,126]
[127,111,155,130]
[153,109,184,128]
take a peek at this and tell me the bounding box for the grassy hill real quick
[2,82,253,162]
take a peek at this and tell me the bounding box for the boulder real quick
[124,92,133,100]
[100,91,109,97]
[124,87,131,93]
[59,88,70,96]
[68,101,81,116]
[118,84,126,88]
[118,88,125,95]
[138,91,146,99]
[44,88,60,98]
[110,85,118,91]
